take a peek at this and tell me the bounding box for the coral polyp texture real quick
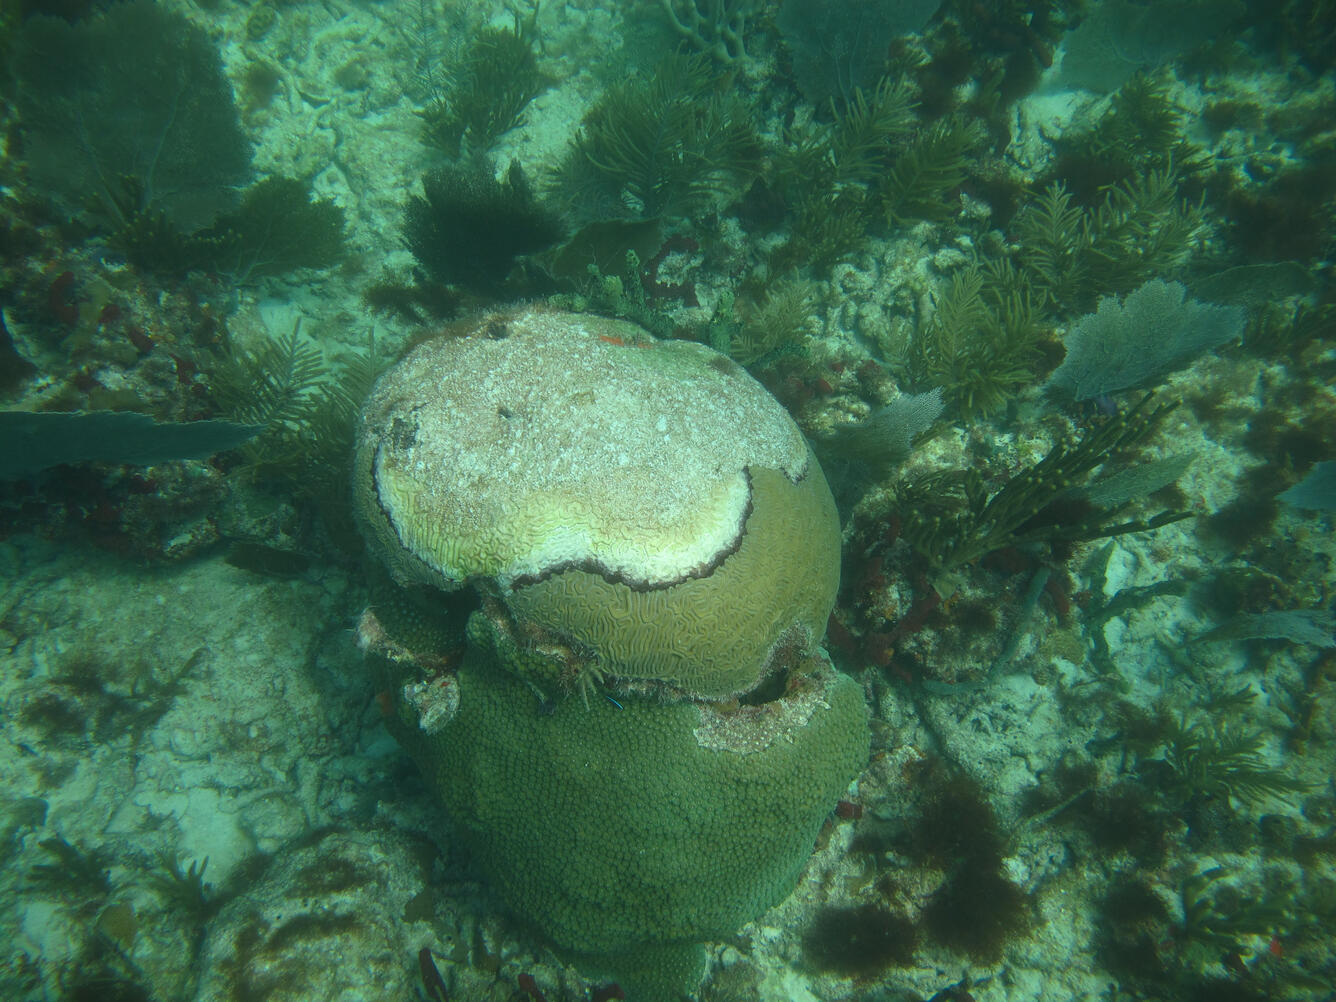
[353,307,867,997]
[354,305,842,698]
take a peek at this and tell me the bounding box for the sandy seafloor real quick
[2,1,1335,1000]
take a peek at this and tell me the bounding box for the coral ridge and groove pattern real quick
[358,307,809,588]
[355,306,843,699]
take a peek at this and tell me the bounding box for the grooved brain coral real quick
[354,306,842,698]
[355,306,871,999]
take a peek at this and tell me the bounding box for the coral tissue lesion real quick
[401,677,460,734]
[694,658,837,754]
[357,606,461,732]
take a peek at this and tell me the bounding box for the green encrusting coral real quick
[374,610,869,999]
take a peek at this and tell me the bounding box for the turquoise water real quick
[1,1,1333,1000]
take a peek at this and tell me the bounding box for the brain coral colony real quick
[353,306,869,996]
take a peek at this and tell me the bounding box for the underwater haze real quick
[1,0,1334,1000]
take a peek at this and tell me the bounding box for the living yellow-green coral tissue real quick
[353,306,870,998]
